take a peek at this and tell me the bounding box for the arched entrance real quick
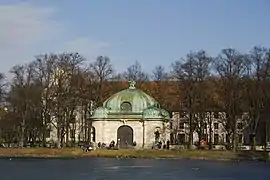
[117,125,133,148]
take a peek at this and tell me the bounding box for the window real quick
[238,134,243,144]
[180,111,186,118]
[177,134,185,144]
[214,134,219,145]
[179,122,184,129]
[120,101,132,111]
[214,123,219,129]
[221,134,225,144]
[204,123,207,129]
[214,112,219,118]
[170,134,175,144]
[70,129,75,139]
[202,134,208,141]
[45,118,51,124]
[70,115,76,123]
[226,134,230,143]
[237,123,243,130]
[45,129,50,138]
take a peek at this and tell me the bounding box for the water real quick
[0,157,269,180]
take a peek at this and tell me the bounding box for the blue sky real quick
[0,0,270,75]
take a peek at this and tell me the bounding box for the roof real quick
[91,81,170,120]
[100,81,180,111]
[103,81,160,113]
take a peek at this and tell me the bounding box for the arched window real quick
[120,101,132,112]
[91,127,96,142]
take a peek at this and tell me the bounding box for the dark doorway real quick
[177,133,185,144]
[117,125,133,148]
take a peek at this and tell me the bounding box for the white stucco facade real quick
[92,119,170,148]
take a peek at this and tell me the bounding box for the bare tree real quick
[123,61,149,82]
[150,65,169,107]
[0,73,6,104]
[33,54,58,146]
[171,50,213,149]
[171,52,198,149]
[152,65,168,81]
[49,52,85,147]
[214,48,246,151]
[192,50,212,147]
[0,73,7,142]
[243,46,270,149]
[111,73,124,81]
[9,63,36,147]
[89,56,113,105]
[76,68,97,143]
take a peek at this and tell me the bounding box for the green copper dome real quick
[91,81,170,120]
[103,81,160,113]
[142,107,169,119]
[92,107,109,119]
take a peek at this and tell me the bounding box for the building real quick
[170,111,251,149]
[90,81,170,148]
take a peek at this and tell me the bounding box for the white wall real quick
[93,119,169,148]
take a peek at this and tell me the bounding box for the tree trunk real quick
[209,123,213,150]
[232,126,237,152]
[66,124,69,147]
[42,127,46,147]
[20,116,25,148]
[265,121,268,152]
[60,127,65,147]
[188,113,193,149]
[250,134,256,151]
[57,128,61,148]
[84,107,87,142]
[42,111,48,147]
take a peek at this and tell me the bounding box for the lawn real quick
[1,148,267,161]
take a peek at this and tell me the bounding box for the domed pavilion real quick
[90,81,170,148]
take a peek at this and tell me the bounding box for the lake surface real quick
[0,157,269,180]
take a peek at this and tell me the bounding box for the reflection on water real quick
[0,157,269,180]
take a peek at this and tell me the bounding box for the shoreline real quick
[0,148,268,162]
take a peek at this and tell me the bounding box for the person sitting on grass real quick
[108,140,115,149]
[83,142,93,152]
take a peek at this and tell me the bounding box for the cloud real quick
[0,3,109,75]
[0,3,61,48]
[60,37,110,60]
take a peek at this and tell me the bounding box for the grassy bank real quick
[0,148,268,161]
